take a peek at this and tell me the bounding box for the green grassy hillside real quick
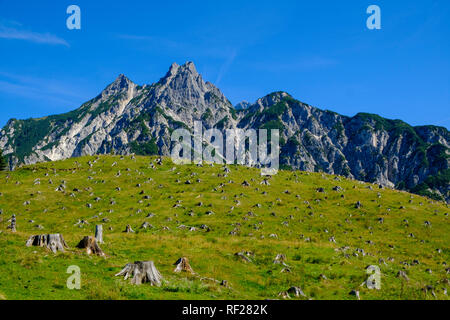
[0,155,448,300]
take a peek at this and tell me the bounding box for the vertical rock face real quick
[0,62,448,201]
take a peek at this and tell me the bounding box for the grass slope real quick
[0,155,448,300]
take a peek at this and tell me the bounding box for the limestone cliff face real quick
[1,62,448,201]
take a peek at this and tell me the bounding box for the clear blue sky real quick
[0,0,449,128]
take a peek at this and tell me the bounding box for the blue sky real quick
[0,0,448,129]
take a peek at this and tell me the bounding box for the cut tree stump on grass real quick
[7,214,16,232]
[124,224,134,233]
[273,254,287,264]
[234,252,252,263]
[26,234,68,253]
[95,225,104,244]
[173,257,194,274]
[76,236,105,256]
[115,261,163,286]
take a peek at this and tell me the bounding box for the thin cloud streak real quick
[0,72,90,112]
[215,49,238,85]
[0,25,69,47]
[0,80,77,107]
[0,72,84,100]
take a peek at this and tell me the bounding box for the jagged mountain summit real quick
[235,101,251,110]
[0,62,448,201]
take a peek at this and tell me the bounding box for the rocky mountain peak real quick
[102,74,135,98]
[258,92,292,107]
[235,101,251,110]
[183,61,197,73]
[246,92,296,115]
[161,61,199,84]
[156,61,227,109]
[166,62,180,77]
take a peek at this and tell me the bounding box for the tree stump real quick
[8,214,16,232]
[287,286,306,297]
[76,236,105,256]
[234,252,252,263]
[115,261,163,286]
[173,257,194,274]
[26,234,68,253]
[95,225,104,244]
[273,254,286,264]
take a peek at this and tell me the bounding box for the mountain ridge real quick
[0,62,448,201]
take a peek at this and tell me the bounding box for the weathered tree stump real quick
[234,252,252,263]
[26,234,68,253]
[287,286,306,297]
[76,236,105,256]
[397,270,409,281]
[273,254,286,264]
[173,257,194,274]
[241,180,250,187]
[95,225,104,244]
[115,261,163,286]
[8,214,16,232]
[349,289,360,300]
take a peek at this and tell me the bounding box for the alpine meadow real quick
[0,154,448,300]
